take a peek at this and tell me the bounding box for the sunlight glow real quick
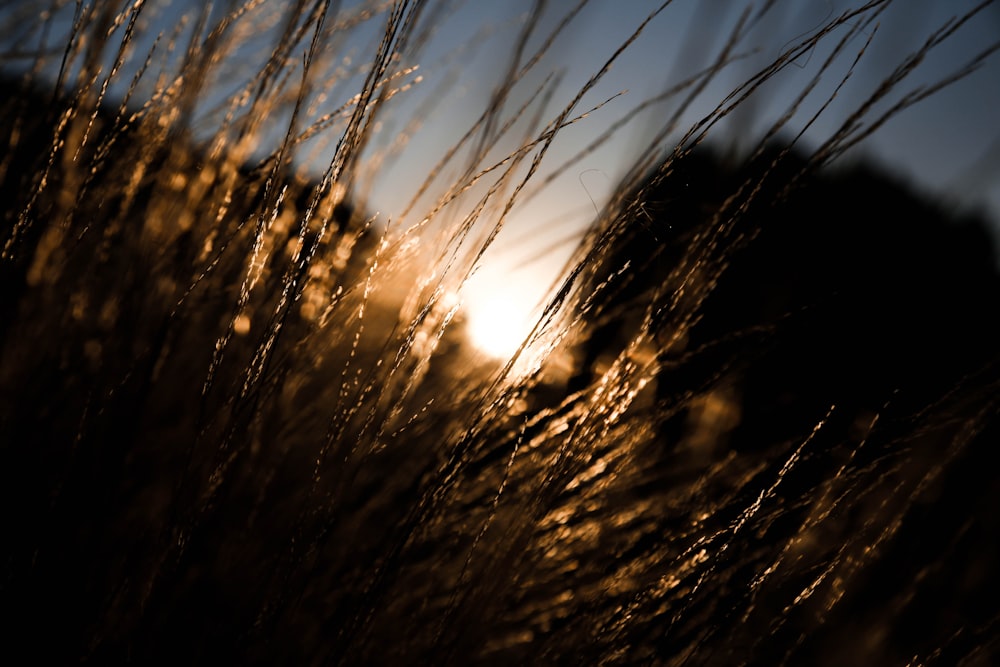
[464,291,536,360]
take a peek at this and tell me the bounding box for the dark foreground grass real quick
[2,1,1000,664]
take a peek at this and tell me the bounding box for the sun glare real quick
[464,291,536,360]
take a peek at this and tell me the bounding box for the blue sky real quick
[407,0,1000,226]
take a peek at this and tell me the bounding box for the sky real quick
[406,1,1000,233]
[361,0,1000,352]
[3,0,999,355]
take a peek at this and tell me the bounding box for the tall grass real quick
[2,1,999,664]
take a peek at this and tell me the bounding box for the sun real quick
[464,292,536,360]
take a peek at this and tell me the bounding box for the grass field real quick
[2,1,999,664]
